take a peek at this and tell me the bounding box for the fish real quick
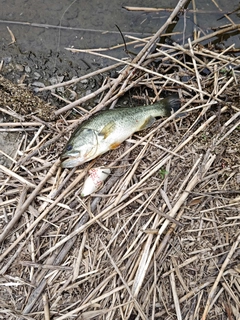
[61,95,180,168]
[81,167,111,197]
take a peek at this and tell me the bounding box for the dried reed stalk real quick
[1,1,240,319]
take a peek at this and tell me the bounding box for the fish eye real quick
[66,144,73,152]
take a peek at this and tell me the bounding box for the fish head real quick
[61,128,100,168]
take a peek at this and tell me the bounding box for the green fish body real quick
[61,95,180,168]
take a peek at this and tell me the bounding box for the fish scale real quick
[61,95,180,168]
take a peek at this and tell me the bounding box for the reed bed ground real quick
[0,0,240,319]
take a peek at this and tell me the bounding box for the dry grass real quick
[0,0,240,319]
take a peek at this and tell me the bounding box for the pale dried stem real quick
[37,62,123,92]
[0,164,36,188]
[42,294,50,320]
[0,185,28,243]
[0,159,61,258]
[169,263,182,320]
[201,233,240,320]
[1,2,240,319]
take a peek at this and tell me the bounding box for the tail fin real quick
[164,95,181,114]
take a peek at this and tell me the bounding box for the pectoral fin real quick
[138,116,155,131]
[99,121,116,139]
[110,142,121,149]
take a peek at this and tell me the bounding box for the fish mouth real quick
[61,156,84,168]
[60,153,70,161]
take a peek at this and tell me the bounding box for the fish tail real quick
[163,95,181,114]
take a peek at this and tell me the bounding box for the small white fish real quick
[81,167,111,197]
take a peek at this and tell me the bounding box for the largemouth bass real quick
[61,95,180,168]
